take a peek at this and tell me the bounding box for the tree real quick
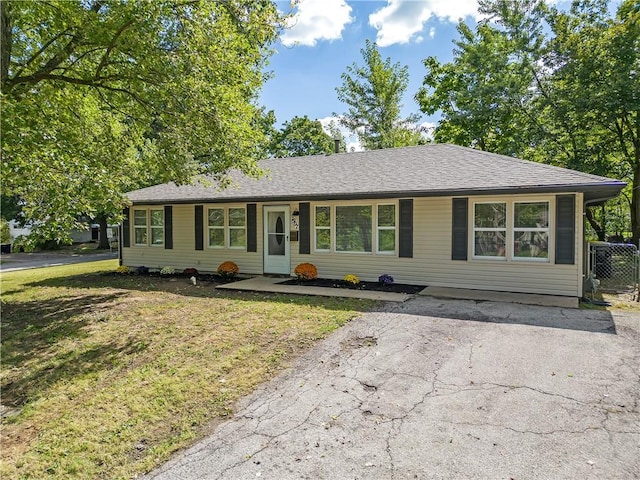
[416,0,639,243]
[543,0,639,243]
[271,116,336,157]
[1,1,282,245]
[336,39,424,150]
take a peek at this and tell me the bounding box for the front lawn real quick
[0,261,375,479]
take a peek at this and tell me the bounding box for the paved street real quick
[0,251,118,272]
[146,296,640,480]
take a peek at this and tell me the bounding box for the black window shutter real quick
[164,206,173,249]
[195,205,204,251]
[555,195,575,264]
[122,207,130,248]
[452,198,468,260]
[247,203,257,252]
[299,202,310,254]
[398,199,413,258]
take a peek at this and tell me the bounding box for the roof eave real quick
[127,181,627,205]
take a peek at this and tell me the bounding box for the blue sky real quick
[259,0,485,149]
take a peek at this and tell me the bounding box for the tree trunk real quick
[585,207,606,241]
[97,215,111,249]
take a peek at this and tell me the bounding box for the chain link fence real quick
[589,242,639,294]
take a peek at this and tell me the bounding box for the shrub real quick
[294,263,318,281]
[136,266,149,275]
[0,218,10,244]
[11,235,34,253]
[343,274,360,286]
[182,267,199,277]
[160,266,176,276]
[115,265,130,275]
[378,273,394,285]
[217,261,239,280]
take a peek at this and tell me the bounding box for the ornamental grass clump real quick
[294,263,318,281]
[217,261,239,280]
[343,274,360,287]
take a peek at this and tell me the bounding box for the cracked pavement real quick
[145,296,640,480]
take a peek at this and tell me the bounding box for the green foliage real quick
[271,116,336,157]
[0,217,11,244]
[1,1,283,244]
[417,0,639,243]
[336,39,425,150]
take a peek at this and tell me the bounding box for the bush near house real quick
[217,261,239,280]
[294,263,318,281]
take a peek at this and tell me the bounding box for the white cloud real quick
[369,0,481,47]
[318,116,363,152]
[281,0,354,47]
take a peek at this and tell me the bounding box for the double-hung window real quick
[208,208,225,248]
[207,207,246,248]
[473,202,506,259]
[133,208,164,246]
[513,202,549,260]
[228,207,246,248]
[377,204,396,254]
[150,209,164,246]
[134,210,148,246]
[314,206,331,251]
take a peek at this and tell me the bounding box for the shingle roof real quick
[126,144,625,204]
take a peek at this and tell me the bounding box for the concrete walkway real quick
[217,276,580,308]
[422,285,579,309]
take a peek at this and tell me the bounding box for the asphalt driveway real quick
[146,296,639,480]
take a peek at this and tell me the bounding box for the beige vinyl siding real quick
[291,194,582,297]
[122,204,263,275]
[123,193,583,297]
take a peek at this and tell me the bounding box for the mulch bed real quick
[280,278,425,294]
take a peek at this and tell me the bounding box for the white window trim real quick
[149,208,164,247]
[313,205,332,252]
[207,207,225,249]
[512,201,550,263]
[470,198,554,263]
[472,201,507,260]
[133,208,164,247]
[376,203,397,255]
[133,209,148,246]
[227,207,247,250]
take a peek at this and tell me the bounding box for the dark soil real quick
[280,278,425,294]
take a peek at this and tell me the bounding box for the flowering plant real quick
[294,263,318,281]
[136,266,149,275]
[217,261,239,280]
[343,274,360,286]
[378,274,394,285]
[160,266,176,276]
[116,265,130,274]
[183,267,199,277]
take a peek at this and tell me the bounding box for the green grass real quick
[1,261,376,479]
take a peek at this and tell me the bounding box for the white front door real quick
[263,206,290,274]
